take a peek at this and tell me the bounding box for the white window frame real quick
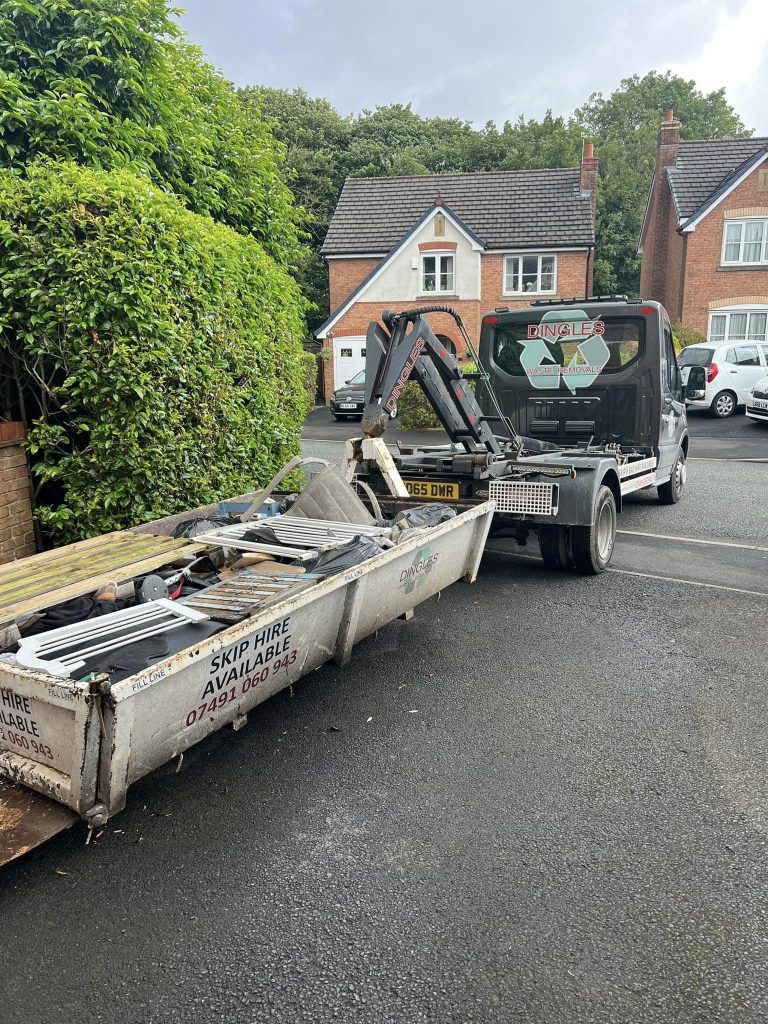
[420,252,456,295]
[708,307,768,346]
[720,217,768,266]
[503,254,557,296]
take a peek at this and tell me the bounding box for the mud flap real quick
[0,777,78,867]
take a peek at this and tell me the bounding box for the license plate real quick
[752,398,768,410]
[339,403,358,409]
[404,480,460,501]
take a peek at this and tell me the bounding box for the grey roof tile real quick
[667,138,768,221]
[321,169,595,254]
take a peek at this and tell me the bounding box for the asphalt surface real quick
[2,457,768,1023]
[304,406,768,462]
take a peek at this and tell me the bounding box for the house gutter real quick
[584,244,594,298]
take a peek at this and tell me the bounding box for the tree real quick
[576,71,748,294]
[0,0,302,264]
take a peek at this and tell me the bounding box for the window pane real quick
[735,345,760,366]
[521,255,538,292]
[725,348,736,363]
[505,257,519,292]
[422,255,436,291]
[440,255,454,291]
[744,221,764,262]
[540,256,555,291]
[748,313,767,340]
[709,314,726,340]
[728,313,747,339]
[724,222,742,261]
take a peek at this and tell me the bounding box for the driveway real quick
[1,448,767,1023]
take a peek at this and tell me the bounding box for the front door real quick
[333,337,366,391]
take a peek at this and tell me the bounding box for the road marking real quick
[689,456,768,463]
[487,548,768,597]
[617,529,768,552]
[606,567,768,598]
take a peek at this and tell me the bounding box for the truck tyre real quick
[710,390,736,417]
[658,449,686,505]
[570,485,616,574]
[539,525,573,570]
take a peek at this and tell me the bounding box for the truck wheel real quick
[658,449,686,505]
[539,525,573,570]
[570,485,616,574]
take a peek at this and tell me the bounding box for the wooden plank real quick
[0,535,188,599]
[0,542,206,625]
[0,533,182,590]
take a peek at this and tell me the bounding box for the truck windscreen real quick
[493,317,645,380]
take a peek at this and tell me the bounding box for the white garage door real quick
[333,336,366,389]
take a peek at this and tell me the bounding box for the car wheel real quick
[710,390,736,418]
[658,449,686,505]
[570,485,616,575]
[539,525,573,570]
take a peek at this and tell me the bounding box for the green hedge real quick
[0,160,310,542]
[300,350,319,405]
[672,322,707,353]
[397,362,477,430]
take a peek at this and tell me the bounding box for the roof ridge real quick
[678,136,768,146]
[345,167,579,183]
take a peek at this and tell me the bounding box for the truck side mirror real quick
[683,365,706,401]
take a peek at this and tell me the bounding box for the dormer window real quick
[422,253,454,293]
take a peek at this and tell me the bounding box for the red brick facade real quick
[0,422,36,564]
[640,114,768,334]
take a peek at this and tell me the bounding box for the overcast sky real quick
[177,0,768,135]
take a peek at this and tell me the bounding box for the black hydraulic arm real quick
[361,305,510,455]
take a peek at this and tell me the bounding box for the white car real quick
[679,342,768,417]
[746,374,768,424]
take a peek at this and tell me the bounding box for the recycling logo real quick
[520,309,610,394]
[399,544,439,595]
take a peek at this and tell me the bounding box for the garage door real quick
[333,337,366,389]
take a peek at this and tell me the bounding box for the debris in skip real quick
[0,456,494,865]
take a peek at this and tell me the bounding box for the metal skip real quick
[0,776,77,867]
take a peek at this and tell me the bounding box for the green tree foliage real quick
[0,161,310,542]
[576,71,748,294]
[0,0,301,264]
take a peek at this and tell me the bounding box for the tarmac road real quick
[1,456,767,1024]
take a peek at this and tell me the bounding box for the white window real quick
[504,255,557,295]
[721,219,768,265]
[709,309,768,343]
[421,253,455,294]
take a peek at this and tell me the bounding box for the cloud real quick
[176,0,767,133]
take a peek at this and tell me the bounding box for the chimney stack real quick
[657,108,680,168]
[580,141,599,223]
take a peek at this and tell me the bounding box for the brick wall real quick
[0,422,36,564]
[640,113,681,313]
[681,173,768,333]
[328,257,382,312]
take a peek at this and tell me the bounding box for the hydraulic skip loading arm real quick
[361,305,519,455]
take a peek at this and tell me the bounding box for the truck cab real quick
[476,297,689,483]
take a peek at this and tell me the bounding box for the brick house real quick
[639,110,768,345]
[316,149,599,397]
